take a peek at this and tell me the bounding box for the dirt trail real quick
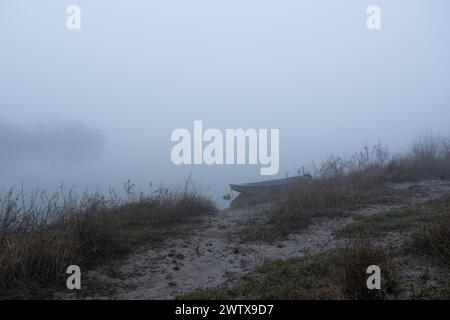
[63,180,450,300]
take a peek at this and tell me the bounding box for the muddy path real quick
[63,180,450,300]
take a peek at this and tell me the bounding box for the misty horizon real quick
[1,0,450,204]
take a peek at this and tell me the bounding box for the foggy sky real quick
[1,1,450,202]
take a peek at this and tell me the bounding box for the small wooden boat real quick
[230,175,311,195]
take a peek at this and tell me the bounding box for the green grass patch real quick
[412,279,450,299]
[335,208,435,238]
[425,195,450,211]
[179,241,398,300]
[237,213,288,243]
[179,254,344,300]
[123,223,195,244]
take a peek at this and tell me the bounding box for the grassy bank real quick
[242,134,450,241]
[331,196,450,299]
[0,184,215,299]
[183,192,450,300]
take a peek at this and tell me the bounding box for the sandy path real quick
[64,180,450,300]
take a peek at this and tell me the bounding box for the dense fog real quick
[1,1,450,204]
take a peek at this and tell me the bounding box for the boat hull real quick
[230,176,310,195]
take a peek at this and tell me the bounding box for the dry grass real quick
[0,183,215,299]
[272,177,386,238]
[413,210,450,265]
[238,178,380,242]
[331,239,398,299]
[275,134,450,236]
[386,134,450,181]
